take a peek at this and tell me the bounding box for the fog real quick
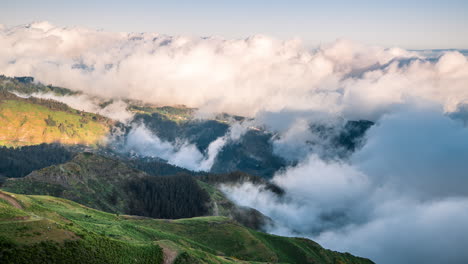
[121,121,249,171]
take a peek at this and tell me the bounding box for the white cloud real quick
[31,93,134,123]
[222,106,468,264]
[5,22,468,120]
[122,121,249,171]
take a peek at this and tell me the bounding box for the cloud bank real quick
[222,106,468,264]
[1,22,468,120]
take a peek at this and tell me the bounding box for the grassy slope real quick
[0,192,163,264]
[0,191,374,264]
[0,99,109,147]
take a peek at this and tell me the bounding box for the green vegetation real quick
[128,104,195,123]
[2,153,211,219]
[0,92,109,147]
[1,152,277,227]
[0,75,78,96]
[0,143,73,178]
[0,191,374,264]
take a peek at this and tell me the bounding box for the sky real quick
[1,0,468,49]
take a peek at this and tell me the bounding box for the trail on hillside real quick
[0,191,23,209]
[160,244,178,264]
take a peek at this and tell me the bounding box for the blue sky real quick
[1,0,468,49]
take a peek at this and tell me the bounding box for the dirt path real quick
[158,243,178,264]
[0,191,23,209]
[162,246,177,264]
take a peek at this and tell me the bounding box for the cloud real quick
[32,93,134,123]
[121,121,249,171]
[353,105,468,198]
[3,22,468,120]
[221,155,371,234]
[8,91,134,123]
[317,197,468,264]
[222,106,468,264]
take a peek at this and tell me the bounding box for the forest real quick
[0,143,74,179]
[125,174,211,219]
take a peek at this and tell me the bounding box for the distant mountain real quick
[0,75,374,179]
[0,75,78,96]
[0,191,375,264]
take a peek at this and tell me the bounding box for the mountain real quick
[0,190,374,264]
[1,75,373,178]
[0,75,377,263]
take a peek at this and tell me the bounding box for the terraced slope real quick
[0,191,374,264]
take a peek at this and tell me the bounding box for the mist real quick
[121,121,249,171]
[222,105,468,264]
[32,93,134,123]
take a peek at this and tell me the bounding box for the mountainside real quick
[0,75,378,263]
[0,143,74,179]
[0,191,374,264]
[2,153,210,218]
[0,91,110,147]
[1,153,275,229]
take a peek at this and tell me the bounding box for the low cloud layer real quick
[122,122,249,171]
[223,106,468,264]
[32,93,134,123]
[1,22,468,120]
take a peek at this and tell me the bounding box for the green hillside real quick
[1,152,275,229]
[0,191,374,264]
[1,153,208,218]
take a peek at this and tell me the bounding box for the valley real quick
[0,75,375,263]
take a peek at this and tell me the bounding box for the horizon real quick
[2,0,468,50]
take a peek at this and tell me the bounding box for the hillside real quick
[1,153,275,229]
[0,191,374,264]
[1,153,209,218]
[0,91,110,147]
